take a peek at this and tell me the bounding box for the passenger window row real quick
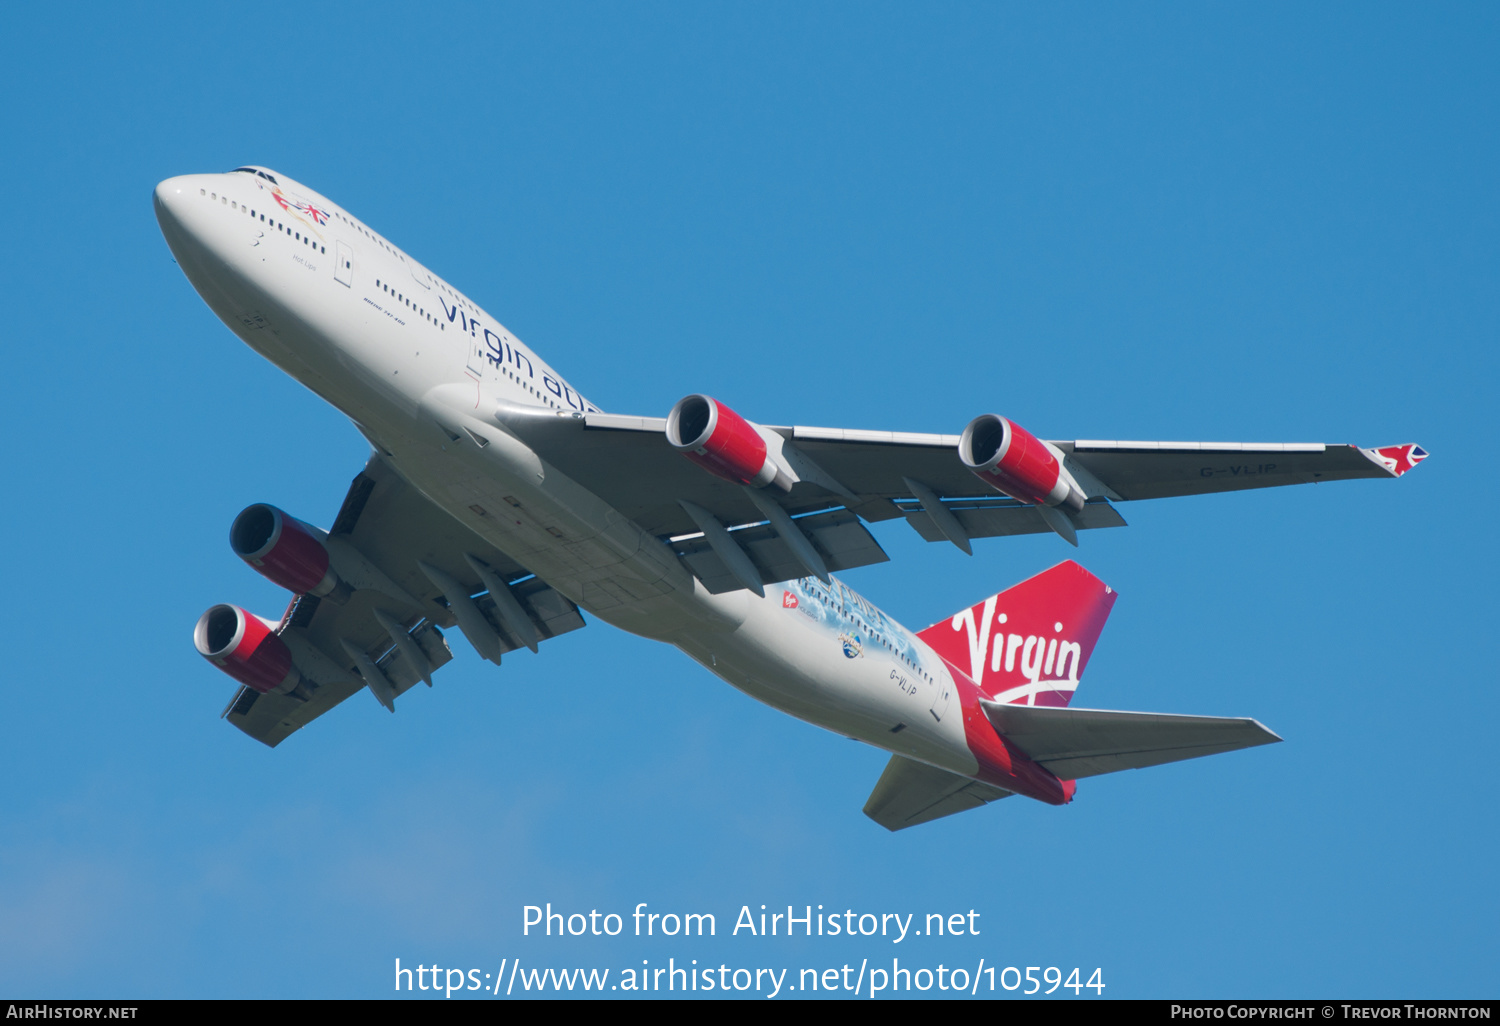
[333,210,401,261]
[494,363,564,409]
[324,209,478,317]
[375,279,445,332]
[200,188,326,254]
[203,187,574,411]
[204,186,476,317]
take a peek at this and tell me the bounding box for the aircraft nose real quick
[153,176,192,233]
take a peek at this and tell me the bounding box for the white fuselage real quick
[155,168,977,778]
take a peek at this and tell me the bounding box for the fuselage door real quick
[404,253,433,290]
[929,673,951,723]
[334,241,353,287]
[466,327,486,380]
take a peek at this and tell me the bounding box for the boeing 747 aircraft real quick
[156,167,1425,830]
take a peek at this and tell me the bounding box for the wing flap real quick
[901,496,1127,542]
[479,577,587,647]
[671,508,889,594]
[981,701,1281,780]
[863,754,1013,832]
[227,620,455,747]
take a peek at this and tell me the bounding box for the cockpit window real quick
[228,167,279,185]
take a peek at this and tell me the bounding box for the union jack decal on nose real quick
[268,188,329,226]
[298,201,330,225]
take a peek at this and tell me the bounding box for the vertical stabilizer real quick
[916,561,1116,707]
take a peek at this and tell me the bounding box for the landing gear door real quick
[334,241,354,287]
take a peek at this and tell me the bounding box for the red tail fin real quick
[916,561,1116,707]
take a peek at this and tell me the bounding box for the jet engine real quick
[230,503,346,598]
[193,603,302,695]
[666,394,791,491]
[959,414,1085,511]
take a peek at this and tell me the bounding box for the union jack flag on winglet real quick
[1364,443,1429,477]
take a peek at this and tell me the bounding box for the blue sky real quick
[1,1,1494,999]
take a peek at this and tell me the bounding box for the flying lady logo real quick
[1371,444,1428,477]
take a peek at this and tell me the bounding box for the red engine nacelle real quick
[959,414,1084,511]
[193,603,301,695]
[666,394,790,491]
[230,504,343,597]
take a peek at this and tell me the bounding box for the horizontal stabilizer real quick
[981,700,1281,780]
[863,754,1013,832]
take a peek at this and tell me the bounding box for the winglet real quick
[1362,443,1429,477]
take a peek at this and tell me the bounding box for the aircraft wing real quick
[1056,439,1427,500]
[503,409,1421,588]
[863,754,1014,832]
[222,455,585,747]
[980,701,1282,780]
